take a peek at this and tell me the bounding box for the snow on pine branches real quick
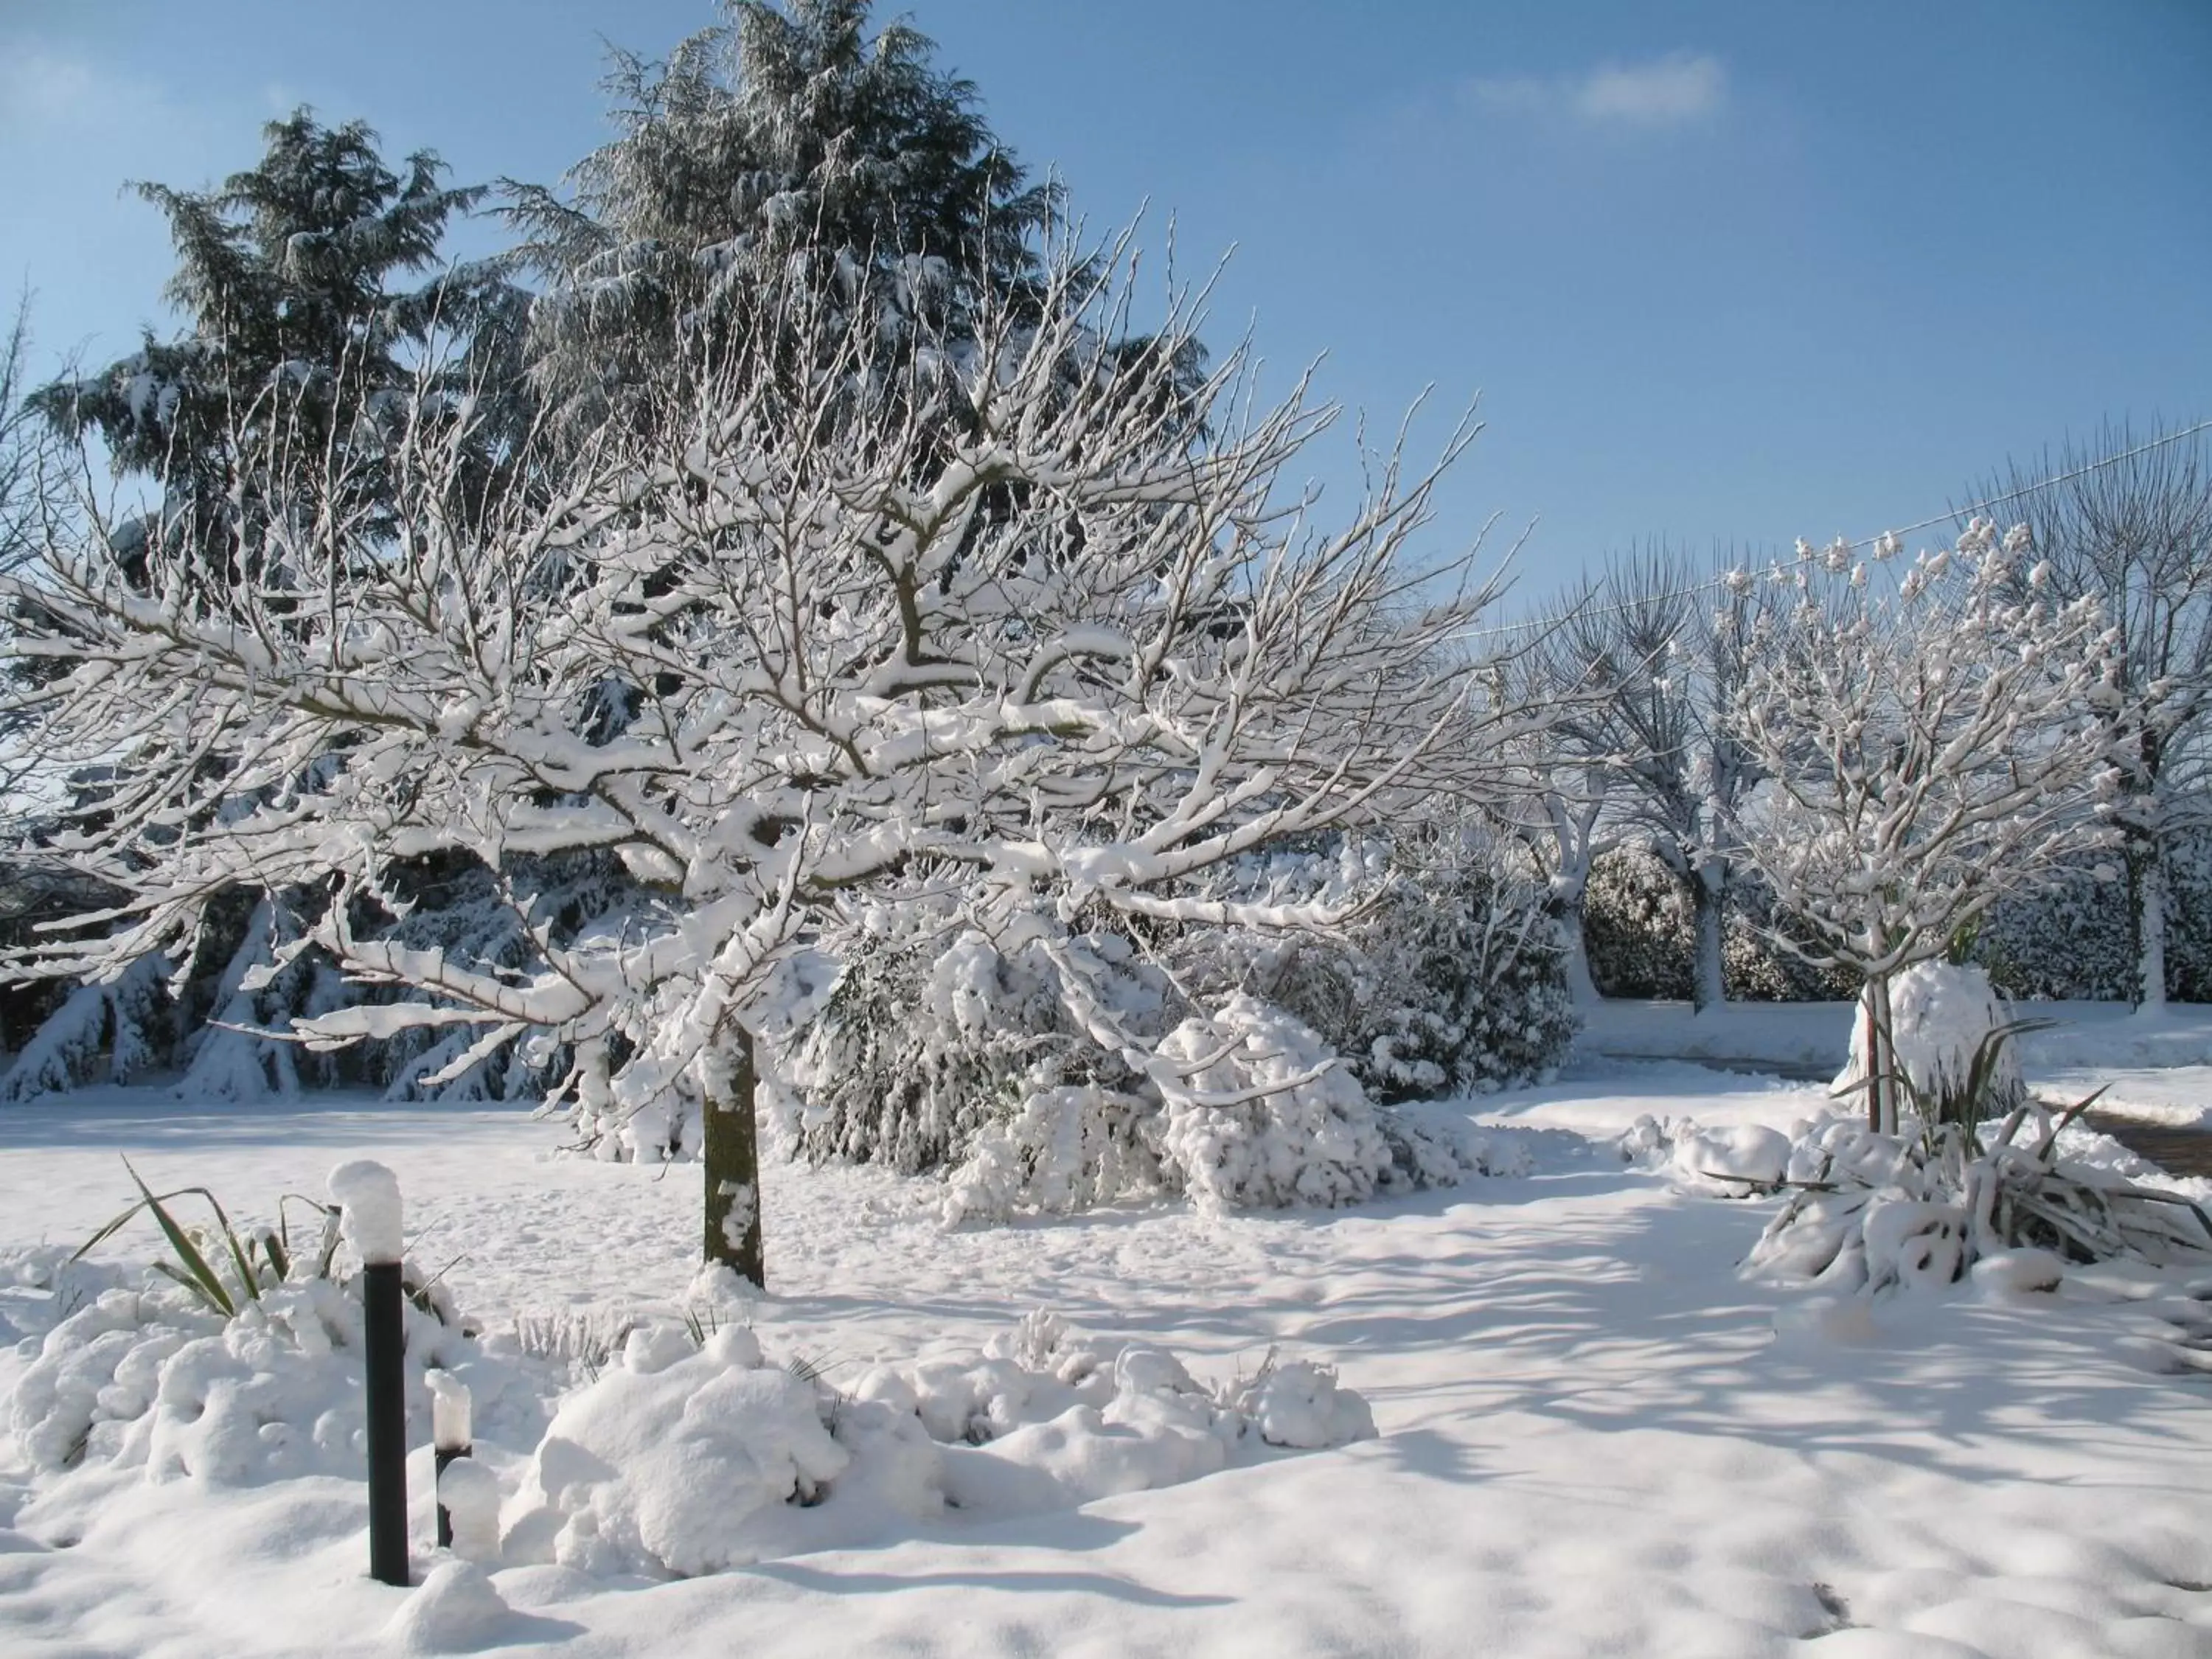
[0,236,1543,1284]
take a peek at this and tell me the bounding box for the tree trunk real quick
[701,1028,764,1288]
[2135,841,2169,1015]
[1865,971,1899,1136]
[1556,887,1600,1006]
[1689,872,1727,1014]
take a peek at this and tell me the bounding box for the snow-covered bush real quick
[1744,1107,2212,1294]
[5,1248,512,1484]
[1152,993,1393,1213]
[787,910,1165,1176]
[1167,837,1576,1099]
[502,1309,1374,1577]
[1582,845,1854,1004]
[1831,961,2026,1124]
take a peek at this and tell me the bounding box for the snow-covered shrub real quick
[1152,993,1392,1212]
[1832,961,2026,1124]
[502,1310,1375,1578]
[787,909,1164,1175]
[1582,846,1854,1004]
[1165,832,1576,1098]
[7,1265,508,1483]
[1744,1107,2212,1294]
[936,1082,1164,1226]
[1969,856,2136,1002]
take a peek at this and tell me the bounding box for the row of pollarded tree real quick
[1512,426,2212,1038]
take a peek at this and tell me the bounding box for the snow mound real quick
[7,1272,518,1484]
[505,1323,879,1577]
[382,1559,515,1655]
[1834,961,2025,1117]
[502,1310,1375,1578]
[1618,1114,1790,1194]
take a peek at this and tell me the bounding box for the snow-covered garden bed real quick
[7,1057,2212,1657]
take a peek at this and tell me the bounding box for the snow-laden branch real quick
[0,234,1544,1144]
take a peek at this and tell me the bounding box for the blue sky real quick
[2,0,2208,602]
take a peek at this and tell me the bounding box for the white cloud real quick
[0,48,106,133]
[1469,52,1726,129]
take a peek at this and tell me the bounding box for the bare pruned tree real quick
[1961,420,2212,1010]
[1528,545,1765,1011]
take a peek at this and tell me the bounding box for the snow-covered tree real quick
[1531,548,1766,1012]
[1961,423,2212,1011]
[505,0,1065,438]
[1723,524,2117,1133]
[1,242,1536,1286]
[31,110,527,573]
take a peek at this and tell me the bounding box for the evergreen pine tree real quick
[503,0,1062,434]
[32,110,528,578]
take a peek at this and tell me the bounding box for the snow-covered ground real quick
[6,1020,2212,1656]
[1582,996,2212,1126]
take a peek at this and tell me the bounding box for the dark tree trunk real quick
[701,1028,764,1288]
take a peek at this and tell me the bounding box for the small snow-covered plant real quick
[1746,1090,2212,1294]
[70,1157,338,1318]
[1725,522,2118,1133]
[1831,961,2031,1129]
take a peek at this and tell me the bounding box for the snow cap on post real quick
[427,1367,473,1452]
[327,1159,403,1264]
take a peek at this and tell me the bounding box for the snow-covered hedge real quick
[1967,856,2137,1002]
[1582,846,1854,1004]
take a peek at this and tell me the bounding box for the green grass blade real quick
[121,1158,235,1318]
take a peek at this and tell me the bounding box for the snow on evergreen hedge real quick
[1581,845,1856,1004]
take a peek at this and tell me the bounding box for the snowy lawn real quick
[1581,996,2212,1112]
[5,1066,2212,1657]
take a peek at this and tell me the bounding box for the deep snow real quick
[4,1006,2212,1655]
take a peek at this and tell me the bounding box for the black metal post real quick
[363,1259,408,1587]
[433,1442,472,1549]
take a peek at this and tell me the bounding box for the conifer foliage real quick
[32,111,525,568]
[505,0,1061,433]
